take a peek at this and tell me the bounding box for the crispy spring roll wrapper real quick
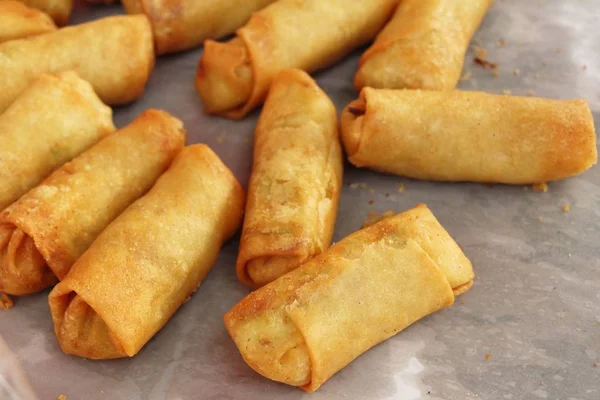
[341,89,597,184]
[49,144,245,359]
[237,69,343,288]
[0,15,154,113]
[0,109,185,296]
[195,0,398,119]
[0,71,114,211]
[7,0,72,26]
[0,1,56,43]
[354,0,494,91]
[122,0,276,55]
[225,204,472,391]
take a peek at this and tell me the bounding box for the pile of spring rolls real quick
[0,0,597,394]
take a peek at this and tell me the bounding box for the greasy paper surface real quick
[0,1,599,399]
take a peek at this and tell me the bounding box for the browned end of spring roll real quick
[355,0,494,91]
[341,88,597,184]
[195,0,398,119]
[0,15,154,113]
[236,69,343,288]
[0,109,185,296]
[49,144,245,359]
[0,71,114,212]
[19,0,73,26]
[122,0,276,55]
[0,1,56,43]
[225,204,471,391]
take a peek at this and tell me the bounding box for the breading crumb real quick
[527,89,537,96]
[368,188,376,194]
[485,353,492,360]
[562,203,570,213]
[556,48,562,54]
[397,184,405,193]
[497,38,506,47]
[532,183,548,192]
[593,362,599,367]
[362,211,395,228]
[537,216,543,222]
[522,186,529,191]
[0,292,13,310]
[513,68,521,76]
[215,135,224,144]
[460,71,472,82]
[492,68,499,77]
[349,182,367,190]
[368,200,374,205]
[503,89,512,95]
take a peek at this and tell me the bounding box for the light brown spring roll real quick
[237,69,342,288]
[0,1,56,43]
[195,0,398,119]
[354,0,494,91]
[341,89,597,184]
[0,71,114,212]
[0,15,154,113]
[225,204,472,392]
[122,0,276,55]
[0,109,185,296]
[49,144,245,359]
[4,0,72,26]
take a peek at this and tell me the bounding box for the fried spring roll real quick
[237,69,342,288]
[0,71,114,211]
[341,89,597,184]
[0,15,154,113]
[7,0,72,26]
[195,0,398,119]
[49,145,245,359]
[354,0,494,91]
[0,109,185,296]
[0,1,56,43]
[225,205,473,391]
[122,0,276,55]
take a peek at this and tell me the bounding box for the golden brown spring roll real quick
[122,0,276,55]
[0,71,114,212]
[0,109,185,296]
[355,0,494,91]
[0,15,154,113]
[341,89,597,184]
[195,0,398,119]
[225,204,472,391]
[237,69,342,288]
[5,0,72,26]
[49,144,245,359]
[0,1,56,43]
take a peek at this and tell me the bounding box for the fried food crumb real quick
[562,203,570,213]
[0,292,13,310]
[556,48,562,54]
[532,183,548,192]
[513,68,520,76]
[522,186,529,191]
[497,38,506,47]
[537,216,543,222]
[368,200,374,205]
[368,188,376,194]
[362,211,395,228]
[215,135,224,144]
[593,362,599,367]
[57,395,67,400]
[503,89,512,95]
[492,68,499,77]
[582,65,587,71]
[485,353,492,360]
[349,182,368,190]
[460,70,472,82]
[527,89,537,96]
[397,184,405,193]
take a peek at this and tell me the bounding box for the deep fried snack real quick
[0,15,154,113]
[0,1,56,43]
[341,89,597,184]
[225,205,473,391]
[195,0,398,118]
[355,0,494,90]
[0,109,185,296]
[0,71,114,211]
[237,69,342,288]
[49,145,245,359]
